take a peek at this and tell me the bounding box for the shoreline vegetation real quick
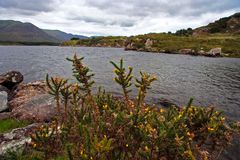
[60,33,240,58]
[0,55,239,159]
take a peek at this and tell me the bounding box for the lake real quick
[0,46,240,121]
[0,45,240,159]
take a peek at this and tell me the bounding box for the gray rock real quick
[0,123,41,156]
[0,86,9,112]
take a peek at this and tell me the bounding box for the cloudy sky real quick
[0,0,239,36]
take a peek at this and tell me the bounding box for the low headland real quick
[61,33,240,58]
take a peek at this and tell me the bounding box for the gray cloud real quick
[0,0,56,12]
[85,0,240,17]
[0,0,239,36]
[71,15,137,27]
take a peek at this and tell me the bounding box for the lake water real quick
[0,46,240,120]
[0,46,240,159]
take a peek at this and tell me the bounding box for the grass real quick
[0,118,30,133]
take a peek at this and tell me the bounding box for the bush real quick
[13,55,239,160]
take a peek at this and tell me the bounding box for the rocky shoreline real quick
[124,38,224,57]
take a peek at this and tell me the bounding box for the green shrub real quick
[19,55,240,160]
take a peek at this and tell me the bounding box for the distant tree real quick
[175,28,193,36]
[71,37,80,40]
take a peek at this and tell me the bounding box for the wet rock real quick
[179,49,196,55]
[198,49,206,55]
[0,123,41,155]
[158,98,179,109]
[0,86,9,112]
[0,71,23,90]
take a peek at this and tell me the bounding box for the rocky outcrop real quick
[0,71,23,112]
[193,12,240,35]
[0,123,41,155]
[0,74,60,123]
[8,81,60,122]
[11,94,57,123]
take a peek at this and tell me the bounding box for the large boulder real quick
[0,86,9,112]
[9,81,63,122]
[0,71,23,91]
[11,94,58,123]
[8,81,47,109]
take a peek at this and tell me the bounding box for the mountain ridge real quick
[43,29,88,42]
[0,20,88,43]
[0,20,59,42]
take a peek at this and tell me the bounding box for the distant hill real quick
[43,29,88,41]
[0,20,59,43]
[193,12,240,35]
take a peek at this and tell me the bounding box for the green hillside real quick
[0,20,59,43]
